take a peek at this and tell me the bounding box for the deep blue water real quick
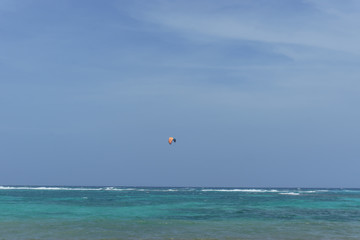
[1,186,360,239]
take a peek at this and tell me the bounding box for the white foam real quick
[201,189,279,193]
[155,189,178,192]
[279,192,300,196]
[103,187,137,191]
[0,186,154,191]
[294,190,329,194]
[1,186,330,194]
[0,187,277,192]
[0,186,187,192]
[129,189,178,192]
[0,186,103,191]
[342,190,360,193]
[299,190,316,193]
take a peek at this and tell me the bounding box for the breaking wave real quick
[201,189,279,193]
[279,192,301,196]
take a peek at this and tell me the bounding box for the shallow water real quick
[1,186,360,239]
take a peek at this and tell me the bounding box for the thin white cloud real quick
[121,0,360,54]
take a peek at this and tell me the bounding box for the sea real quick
[1,186,360,240]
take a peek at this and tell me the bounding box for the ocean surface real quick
[1,186,360,240]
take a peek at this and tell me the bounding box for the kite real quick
[168,137,176,144]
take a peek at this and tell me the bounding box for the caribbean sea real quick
[1,186,360,239]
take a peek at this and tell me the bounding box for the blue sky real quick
[1,0,360,187]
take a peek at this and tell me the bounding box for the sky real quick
[1,0,360,187]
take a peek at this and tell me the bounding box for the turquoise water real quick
[1,187,360,239]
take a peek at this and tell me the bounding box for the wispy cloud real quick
[120,0,360,54]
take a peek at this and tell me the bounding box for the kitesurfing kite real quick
[168,137,176,144]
